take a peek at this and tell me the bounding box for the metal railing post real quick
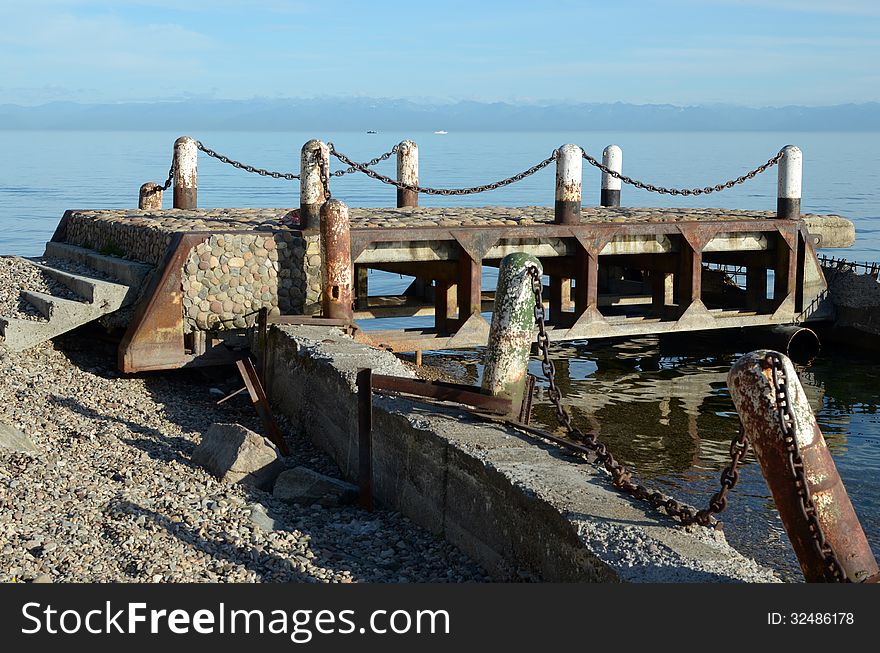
[138,182,163,210]
[777,144,802,220]
[300,139,329,230]
[396,140,418,208]
[600,144,622,207]
[555,144,582,224]
[172,136,197,209]
[319,199,353,321]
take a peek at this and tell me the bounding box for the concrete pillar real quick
[555,144,582,224]
[482,253,543,414]
[777,145,802,220]
[319,199,353,321]
[396,140,419,208]
[139,182,163,210]
[301,139,329,230]
[172,136,198,209]
[600,145,622,207]
[728,350,878,582]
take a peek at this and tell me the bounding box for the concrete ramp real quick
[0,247,152,352]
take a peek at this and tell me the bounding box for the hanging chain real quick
[526,265,750,527]
[316,145,332,200]
[158,161,174,191]
[195,141,300,180]
[762,352,849,582]
[581,149,784,196]
[328,145,558,196]
[329,144,398,177]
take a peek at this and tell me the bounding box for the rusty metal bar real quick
[172,136,197,209]
[267,315,351,327]
[728,350,879,582]
[139,182,163,210]
[356,368,374,511]
[555,144,582,224]
[236,356,290,456]
[456,248,482,327]
[320,199,354,321]
[300,139,328,230]
[355,265,369,310]
[396,140,418,208]
[371,374,513,414]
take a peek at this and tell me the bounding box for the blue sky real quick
[2,0,879,106]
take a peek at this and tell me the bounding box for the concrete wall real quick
[264,325,778,583]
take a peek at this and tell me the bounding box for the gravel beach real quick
[0,335,488,583]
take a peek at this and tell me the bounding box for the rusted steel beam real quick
[600,145,622,207]
[728,351,879,582]
[396,140,418,208]
[456,247,482,327]
[320,199,354,321]
[777,145,802,220]
[138,182,163,210]
[118,232,209,373]
[371,374,512,414]
[237,357,290,456]
[267,315,351,327]
[300,139,329,230]
[355,265,369,310]
[555,144,583,224]
[434,280,457,333]
[172,136,197,209]
[356,368,373,511]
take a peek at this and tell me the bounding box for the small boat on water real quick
[433,130,448,135]
[366,130,378,134]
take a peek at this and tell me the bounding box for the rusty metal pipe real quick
[319,199,353,321]
[396,140,418,208]
[300,139,329,230]
[728,350,878,582]
[138,182,163,210]
[743,325,821,363]
[555,144,582,224]
[172,136,197,209]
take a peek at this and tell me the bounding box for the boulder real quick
[192,423,283,489]
[273,466,358,507]
[0,424,37,455]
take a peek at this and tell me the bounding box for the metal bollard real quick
[728,350,879,582]
[300,139,329,230]
[554,144,582,224]
[600,145,622,207]
[138,182,163,210]
[777,144,801,220]
[172,136,197,209]
[482,253,543,415]
[319,199,353,321]
[396,140,419,208]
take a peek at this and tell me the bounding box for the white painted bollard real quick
[777,144,801,220]
[396,140,418,208]
[138,182,163,210]
[173,136,198,209]
[555,144,582,224]
[600,144,622,207]
[300,139,330,230]
[482,253,543,414]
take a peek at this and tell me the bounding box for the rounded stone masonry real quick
[300,139,329,230]
[482,252,543,413]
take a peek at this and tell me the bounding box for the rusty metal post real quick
[300,139,329,230]
[728,350,879,582]
[172,136,197,209]
[138,182,163,210]
[396,140,418,208]
[777,144,801,220]
[319,199,353,321]
[482,253,543,415]
[555,144,582,224]
[356,368,374,511]
[600,144,622,207]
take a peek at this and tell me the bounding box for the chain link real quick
[158,161,174,191]
[195,141,300,180]
[581,149,784,196]
[329,143,398,177]
[526,266,754,527]
[762,352,849,582]
[329,145,558,195]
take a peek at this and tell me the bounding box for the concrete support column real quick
[396,140,419,208]
[173,136,197,209]
[600,144,622,207]
[301,139,329,230]
[482,253,543,414]
[320,199,353,321]
[777,145,802,220]
[555,144,582,224]
[139,182,163,210]
[728,351,878,582]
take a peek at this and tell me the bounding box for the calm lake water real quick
[2,130,879,580]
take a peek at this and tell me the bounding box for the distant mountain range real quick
[1,98,878,131]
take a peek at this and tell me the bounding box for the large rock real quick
[192,423,283,489]
[0,424,37,455]
[273,466,358,507]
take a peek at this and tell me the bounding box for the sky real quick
[2,0,879,107]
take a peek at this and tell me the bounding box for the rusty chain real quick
[581,148,784,196]
[328,145,558,195]
[329,144,398,177]
[526,265,752,528]
[195,141,300,180]
[157,161,174,191]
[762,352,849,582]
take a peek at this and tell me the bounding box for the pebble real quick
[0,336,489,584]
